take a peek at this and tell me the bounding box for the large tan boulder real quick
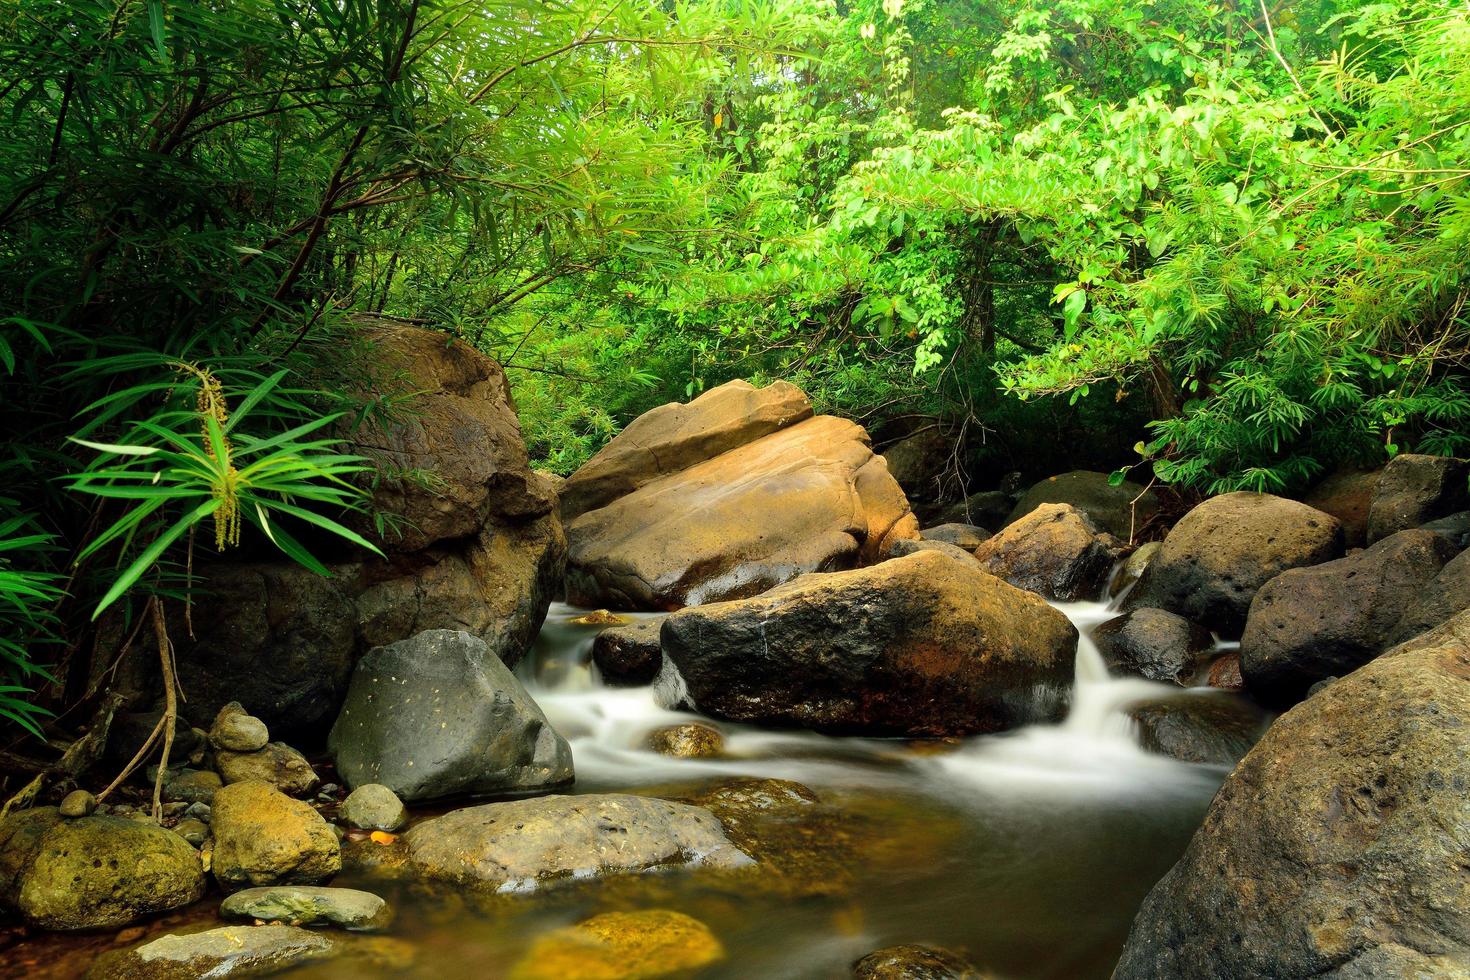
[1114,613,1470,979]
[561,379,812,520]
[659,550,1076,736]
[160,324,563,740]
[566,397,919,609]
[1124,492,1343,636]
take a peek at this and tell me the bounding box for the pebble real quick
[58,790,96,818]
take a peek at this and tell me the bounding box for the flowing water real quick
[8,588,1237,980]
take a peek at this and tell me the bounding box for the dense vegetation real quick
[0,0,1467,739]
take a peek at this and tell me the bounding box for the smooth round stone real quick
[339,784,406,832]
[58,790,96,818]
[211,707,270,753]
[219,885,392,931]
[171,817,208,847]
[645,723,724,759]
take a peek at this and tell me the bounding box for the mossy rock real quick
[510,909,724,980]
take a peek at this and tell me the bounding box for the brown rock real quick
[1205,653,1244,691]
[561,379,813,520]
[1006,470,1161,540]
[1304,467,1381,548]
[215,742,320,797]
[973,503,1123,602]
[591,617,665,687]
[209,781,341,890]
[853,944,984,979]
[566,412,918,610]
[1094,609,1213,685]
[1127,694,1267,765]
[646,723,724,758]
[1367,453,1470,544]
[919,523,991,550]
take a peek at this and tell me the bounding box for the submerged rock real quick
[1124,492,1343,636]
[210,780,341,890]
[564,381,918,609]
[1006,470,1161,540]
[219,885,391,931]
[972,503,1122,602]
[852,943,983,979]
[1127,695,1267,766]
[1366,452,1470,543]
[215,742,319,797]
[1114,616,1470,979]
[646,723,724,758]
[339,784,406,832]
[591,617,666,687]
[1094,608,1212,685]
[509,909,725,980]
[1240,529,1456,706]
[4,814,205,930]
[661,551,1076,737]
[86,924,335,979]
[328,629,572,803]
[400,794,750,893]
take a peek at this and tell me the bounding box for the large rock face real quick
[1240,529,1456,706]
[1124,492,1344,636]
[399,795,751,892]
[1113,623,1470,979]
[1366,452,1470,543]
[1006,470,1161,540]
[972,502,1122,602]
[565,383,919,609]
[659,551,1077,736]
[328,629,572,802]
[164,324,563,740]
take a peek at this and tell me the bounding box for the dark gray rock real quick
[590,617,665,687]
[919,523,991,550]
[1391,547,1470,645]
[1125,492,1344,636]
[1127,695,1267,765]
[1367,453,1470,543]
[1240,529,1455,707]
[1093,609,1212,685]
[219,886,391,931]
[328,629,572,803]
[1421,510,1470,550]
[1007,470,1162,540]
[972,503,1122,602]
[935,491,1013,531]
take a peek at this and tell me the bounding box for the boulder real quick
[161,768,221,805]
[339,784,407,832]
[1113,629,1470,979]
[1240,529,1456,706]
[919,523,991,550]
[852,944,982,979]
[1366,452,1470,544]
[399,794,750,892]
[1093,609,1213,685]
[5,814,205,930]
[887,537,982,566]
[327,629,572,803]
[86,925,335,980]
[1110,541,1160,598]
[659,551,1076,737]
[565,407,919,610]
[1391,548,1470,645]
[1127,695,1267,765]
[209,702,269,753]
[509,909,725,980]
[1124,492,1344,636]
[1006,470,1161,540]
[215,742,319,797]
[1304,468,1381,548]
[219,886,391,931]
[972,503,1123,602]
[935,490,1013,531]
[878,425,954,505]
[646,723,724,758]
[590,617,665,686]
[210,781,341,890]
[164,324,564,741]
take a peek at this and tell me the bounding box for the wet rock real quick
[219,885,391,931]
[972,503,1123,602]
[327,629,572,803]
[1114,627,1470,979]
[215,742,319,797]
[339,784,406,832]
[660,551,1076,737]
[86,924,335,979]
[1007,470,1161,540]
[1127,695,1268,766]
[1391,548,1470,645]
[58,789,95,818]
[1304,467,1381,548]
[565,385,918,609]
[210,780,341,890]
[1421,510,1470,550]
[1124,492,1344,636]
[646,723,724,758]
[934,491,1013,531]
[852,944,983,979]
[919,523,991,550]
[887,537,982,566]
[209,702,269,753]
[509,909,724,980]
[400,794,750,892]
[1366,452,1470,544]
[171,818,208,847]
[1093,609,1213,685]
[591,617,665,687]
[561,378,813,520]
[570,608,629,626]
[1240,529,1456,707]
[1205,653,1244,691]
[161,768,221,805]
[9,814,205,930]
[1110,541,1161,598]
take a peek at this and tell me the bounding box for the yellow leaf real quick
[713,111,723,130]
[370,831,398,845]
